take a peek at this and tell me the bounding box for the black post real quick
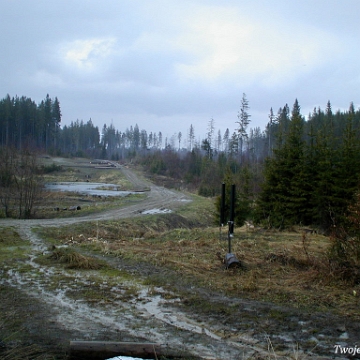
[223,183,240,269]
[228,184,235,253]
[230,184,235,225]
[220,183,225,226]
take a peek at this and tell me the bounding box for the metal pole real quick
[227,224,232,253]
[220,183,225,242]
[228,184,235,253]
[220,183,225,226]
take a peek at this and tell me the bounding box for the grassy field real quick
[36,194,360,320]
[1,158,359,359]
[40,157,132,187]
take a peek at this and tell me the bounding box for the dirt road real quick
[0,165,355,359]
[1,165,241,359]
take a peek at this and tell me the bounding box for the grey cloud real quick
[1,0,360,140]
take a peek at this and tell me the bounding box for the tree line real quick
[141,97,360,233]
[0,94,61,152]
[256,99,360,231]
[1,93,360,233]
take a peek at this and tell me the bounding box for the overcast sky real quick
[1,0,359,144]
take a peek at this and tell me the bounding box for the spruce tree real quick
[285,99,310,225]
[310,103,339,229]
[256,100,308,228]
[236,93,251,162]
[332,107,360,225]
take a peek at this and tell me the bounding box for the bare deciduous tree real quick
[0,147,42,219]
[0,146,16,217]
[14,150,43,218]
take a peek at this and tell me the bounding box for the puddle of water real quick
[1,228,290,359]
[45,182,143,197]
[3,259,226,358]
[134,288,222,341]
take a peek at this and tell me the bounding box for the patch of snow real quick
[141,208,172,215]
[107,357,145,360]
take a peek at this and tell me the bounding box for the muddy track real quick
[0,164,188,228]
[0,166,356,359]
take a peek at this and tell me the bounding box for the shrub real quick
[39,163,62,174]
[328,190,360,283]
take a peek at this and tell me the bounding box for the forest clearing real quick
[0,157,359,359]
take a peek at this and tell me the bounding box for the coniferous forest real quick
[1,93,360,233]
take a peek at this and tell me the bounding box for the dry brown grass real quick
[48,248,104,270]
[0,344,54,360]
[42,218,360,318]
[0,287,58,360]
[136,227,359,316]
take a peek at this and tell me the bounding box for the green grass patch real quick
[0,284,68,359]
[176,193,215,225]
[35,211,211,249]
[37,192,146,219]
[0,227,26,245]
[40,157,134,189]
[0,227,30,263]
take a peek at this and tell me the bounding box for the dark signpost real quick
[220,183,241,269]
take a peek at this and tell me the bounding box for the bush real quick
[198,184,216,197]
[328,190,360,283]
[39,163,62,174]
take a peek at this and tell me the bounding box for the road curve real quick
[0,164,191,229]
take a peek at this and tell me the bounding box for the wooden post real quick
[68,341,178,359]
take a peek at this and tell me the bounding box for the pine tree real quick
[310,102,340,229]
[284,99,310,224]
[223,128,230,153]
[207,118,215,152]
[236,93,251,162]
[178,131,182,150]
[229,132,239,158]
[333,106,360,224]
[267,107,275,156]
[52,97,61,151]
[236,164,253,226]
[188,124,195,151]
[133,124,140,150]
[256,100,308,228]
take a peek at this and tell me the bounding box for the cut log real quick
[68,341,175,360]
[69,205,81,211]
